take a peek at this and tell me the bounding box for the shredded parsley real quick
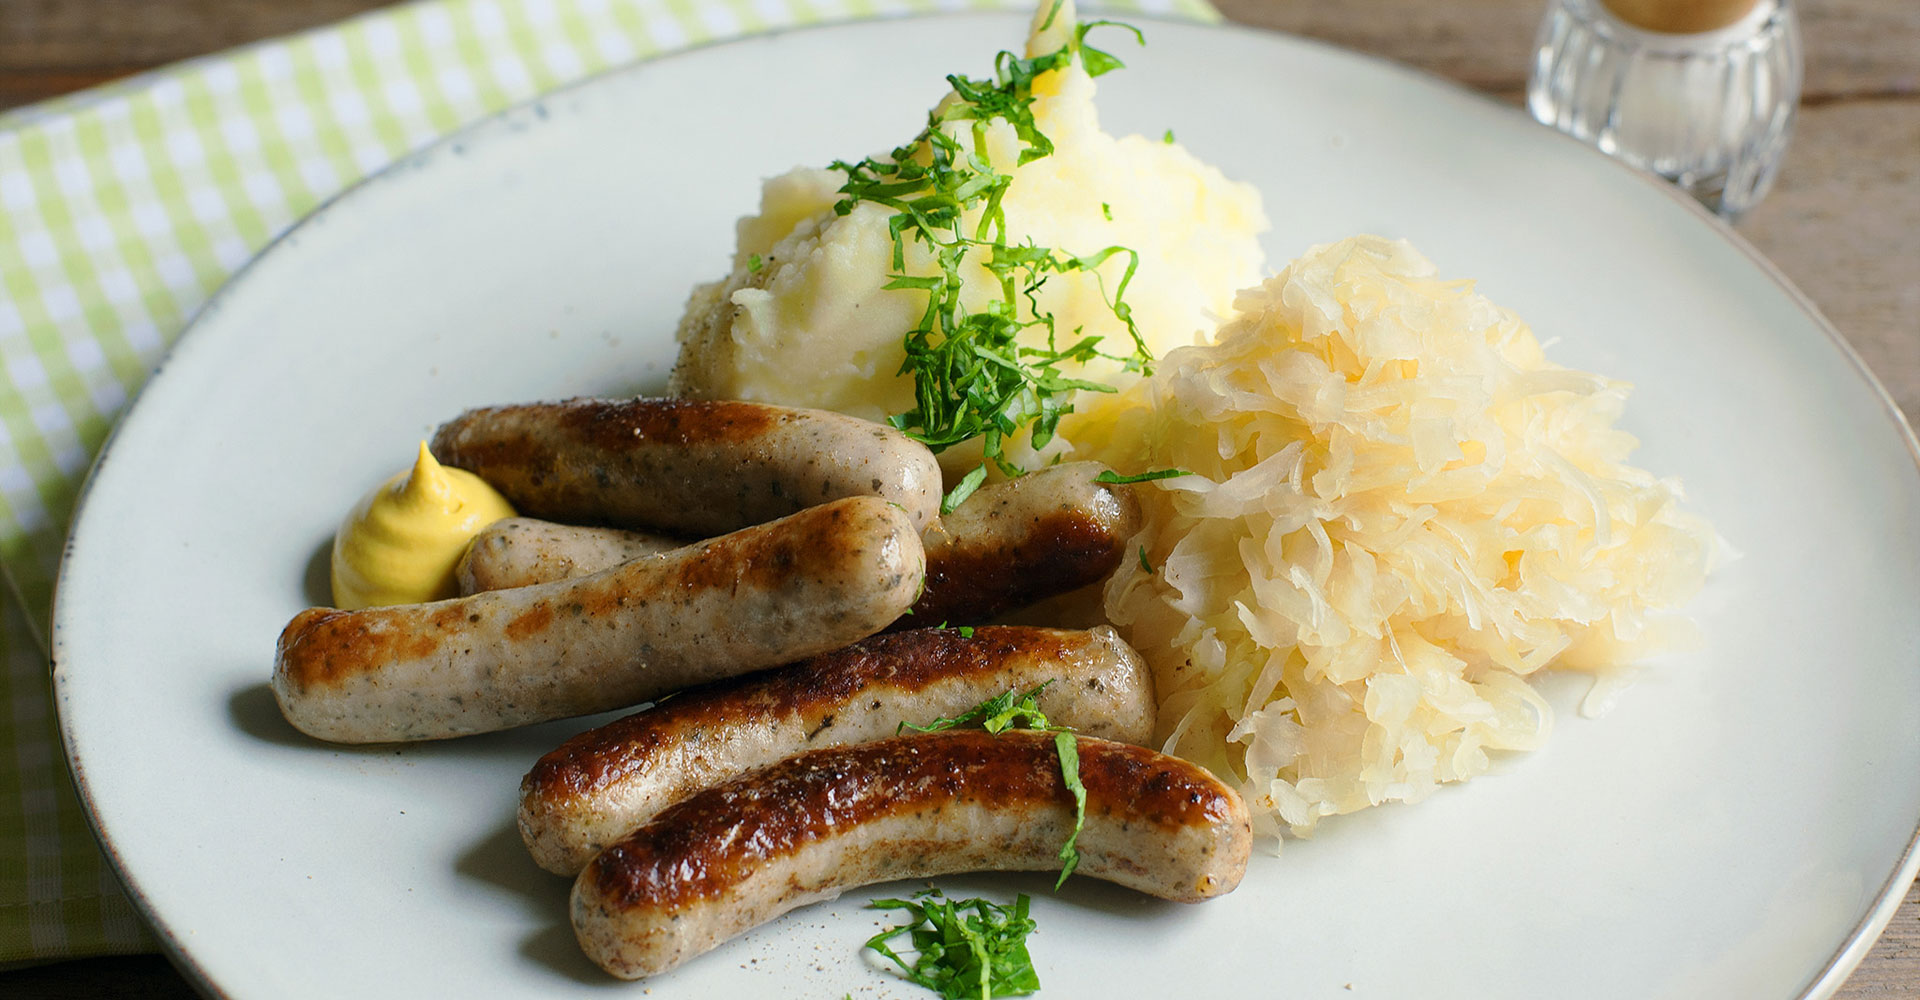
[1050,732,1084,882]
[899,685,1086,888]
[1137,544,1153,573]
[1092,467,1191,484]
[942,463,990,515]
[829,19,1149,484]
[1162,128,1175,144]
[747,253,764,273]
[1074,19,1143,77]
[899,682,1053,736]
[866,889,1040,1000]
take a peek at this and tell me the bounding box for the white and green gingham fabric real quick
[0,0,1216,966]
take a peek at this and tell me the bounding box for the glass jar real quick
[1527,0,1803,222]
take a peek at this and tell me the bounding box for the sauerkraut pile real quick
[1086,236,1715,842]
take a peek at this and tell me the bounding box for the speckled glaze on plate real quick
[50,12,1920,1000]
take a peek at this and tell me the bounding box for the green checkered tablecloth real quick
[0,0,1216,965]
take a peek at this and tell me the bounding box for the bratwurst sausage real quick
[909,461,1140,628]
[429,397,943,537]
[455,517,682,595]
[571,730,1251,980]
[452,462,1141,625]
[273,497,923,743]
[519,625,1156,874]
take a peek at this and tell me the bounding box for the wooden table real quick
[2,0,1914,996]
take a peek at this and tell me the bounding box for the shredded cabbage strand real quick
[1090,236,1714,843]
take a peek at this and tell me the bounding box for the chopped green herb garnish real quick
[1162,129,1175,144]
[1093,467,1192,484]
[900,683,1053,736]
[1073,20,1143,78]
[898,685,1086,886]
[1137,544,1152,573]
[747,253,764,273]
[942,464,990,515]
[865,889,1040,1000]
[1051,731,1085,885]
[829,20,1151,488]
[1100,202,1112,221]
[958,625,975,638]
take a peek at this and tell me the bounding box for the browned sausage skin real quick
[519,624,1156,874]
[429,397,943,537]
[451,461,1141,626]
[909,460,1140,628]
[273,497,924,743]
[571,730,1251,980]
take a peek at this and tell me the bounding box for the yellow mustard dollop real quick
[330,442,517,609]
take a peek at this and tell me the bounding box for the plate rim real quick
[45,10,1920,1000]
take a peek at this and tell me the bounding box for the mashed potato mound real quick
[671,1,1267,474]
[1087,235,1715,843]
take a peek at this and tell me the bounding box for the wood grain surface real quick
[0,0,1914,997]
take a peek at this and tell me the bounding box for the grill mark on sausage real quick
[503,604,554,642]
[555,398,780,450]
[581,731,1228,910]
[277,607,449,689]
[910,507,1125,627]
[429,407,562,497]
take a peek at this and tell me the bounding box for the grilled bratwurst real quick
[429,397,943,537]
[571,730,1251,980]
[519,624,1155,874]
[908,461,1140,628]
[273,497,923,743]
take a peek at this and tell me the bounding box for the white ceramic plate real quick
[52,12,1920,1000]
